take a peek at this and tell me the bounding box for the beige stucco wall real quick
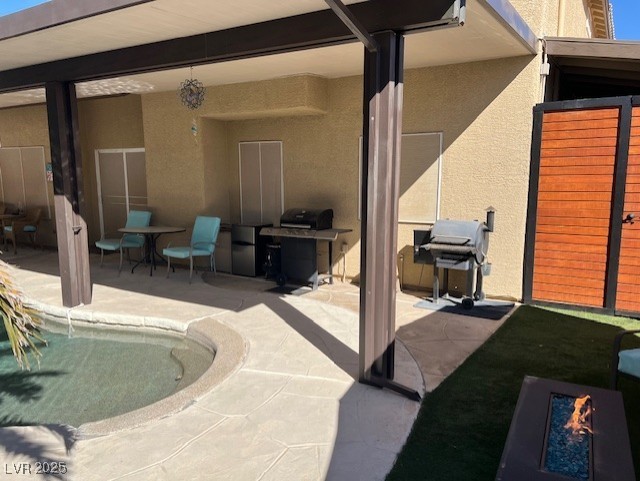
[0,103,56,245]
[1,0,603,298]
[205,75,328,120]
[402,56,539,298]
[560,0,592,37]
[78,94,145,243]
[202,119,230,221]
[509,0,592,38]
[140,92,207,248]
[510,0,558,37]
[212,56,538,299]
[139,75,331,250]
[0,95,146,247]
[0,58,540,298]
[223,75,363,275]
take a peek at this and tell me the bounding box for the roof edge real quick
[586,0,612,39]
[545,36,640,60]
[476,0,538,54]
[0,0,154,42]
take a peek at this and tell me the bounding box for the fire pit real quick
[496,376,635,481]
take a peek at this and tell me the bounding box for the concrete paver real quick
[0,249,510,480]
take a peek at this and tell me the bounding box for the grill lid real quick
[280,208,333,230]
[427,219,489,264]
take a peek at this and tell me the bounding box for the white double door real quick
[239,141,283,225]
[95,149,147,239]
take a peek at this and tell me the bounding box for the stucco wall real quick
[509,0,592,38]
[214,57,537,299]
[202,119,230,222]
[205,75,328,120]
[223,76,363,276]
[402,56,539,298]
[0,95,145,247]
[140,92,207,248]
[78,94,145,243]
[0,0,600,298]
[510,0,558,37]
[0,103,56,245]
[139,75,329,249]
[560,0,592,37]
[0,58,544,299]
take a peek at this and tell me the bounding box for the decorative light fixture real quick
[178,67,205,110]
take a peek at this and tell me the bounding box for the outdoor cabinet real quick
[239,141,283,226]
[215,230,232,273]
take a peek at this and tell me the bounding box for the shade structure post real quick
[359,31,420,401]
[46,81,92,307]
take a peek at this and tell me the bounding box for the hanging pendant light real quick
[178,66,205,110]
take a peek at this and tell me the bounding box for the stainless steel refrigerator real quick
[231,223,272,277]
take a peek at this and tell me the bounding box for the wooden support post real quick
[46,81,92,307]
[359,31,420,401]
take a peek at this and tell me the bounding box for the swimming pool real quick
[0,323,214,428]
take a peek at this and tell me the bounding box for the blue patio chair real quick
[95,210,152,273]
[610,329,640,389]
[4,208,42,254]
[163,216,221,283]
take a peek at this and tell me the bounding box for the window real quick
[359,132,442,223]
[0,146,51,218]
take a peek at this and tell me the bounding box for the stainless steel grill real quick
[415,208,495,308]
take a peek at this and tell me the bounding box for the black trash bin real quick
[264,243,282,283]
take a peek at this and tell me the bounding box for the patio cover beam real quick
[46,81,92,307]
[0,0,462,93]
[324,0,378,52]
[360,31,420,401]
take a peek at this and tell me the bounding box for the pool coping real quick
[24,298,248,437]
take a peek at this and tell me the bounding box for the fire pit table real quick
[496,376,635,481]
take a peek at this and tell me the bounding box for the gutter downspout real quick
[539,39,550,103]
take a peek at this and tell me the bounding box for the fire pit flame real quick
[564,395,593,436]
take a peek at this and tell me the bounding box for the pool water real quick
[0,325,213,427]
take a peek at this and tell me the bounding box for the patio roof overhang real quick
[544,37,640,100]
[0,0,536,108]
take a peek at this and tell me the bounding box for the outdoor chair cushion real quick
[618,348,640,379]
[162,246,211,259]
[1,225,35,233]
[96,238,145,251]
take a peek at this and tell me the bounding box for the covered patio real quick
[0,0,536,401]
[0,247,509,479]
[0,0,538,478]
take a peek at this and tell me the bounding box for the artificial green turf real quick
[387,305,640,481]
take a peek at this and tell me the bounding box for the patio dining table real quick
[118,225,186,276]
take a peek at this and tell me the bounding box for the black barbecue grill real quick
[415,208,495,309]
[259,208,355,289]
[280,208,333,230]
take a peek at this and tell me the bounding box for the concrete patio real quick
[0,248,511,480]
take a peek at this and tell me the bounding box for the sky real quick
[0,0,638,40]
[0,0,49,17]
[612,0,640,40]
